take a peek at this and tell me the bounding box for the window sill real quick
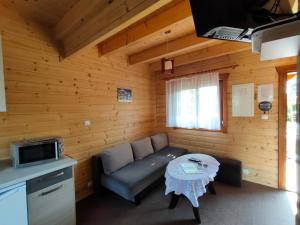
[169,127,227,133]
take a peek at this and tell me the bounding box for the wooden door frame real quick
[276,64,297,190]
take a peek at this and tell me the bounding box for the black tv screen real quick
[189,0,297,42]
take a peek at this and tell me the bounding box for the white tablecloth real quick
[165,154,220,207]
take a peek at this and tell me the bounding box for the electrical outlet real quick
[87,181,93,188]
[242,168,251,176]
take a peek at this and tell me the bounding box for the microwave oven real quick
[10,137,64,168]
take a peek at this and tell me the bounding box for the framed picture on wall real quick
[117,88,132,103]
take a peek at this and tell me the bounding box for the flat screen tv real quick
[189,0,298,42]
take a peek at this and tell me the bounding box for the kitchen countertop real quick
[0,156,77,189]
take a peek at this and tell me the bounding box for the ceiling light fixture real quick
[161,30,174,74]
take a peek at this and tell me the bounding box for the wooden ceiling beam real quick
[279,0,299,13]
[54,0,173,58]
[128,33,221,65]
[98,0,192,56]
[54,0,106,40]
[149,42,251,71]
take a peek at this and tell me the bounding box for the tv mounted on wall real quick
[189,0,299,43]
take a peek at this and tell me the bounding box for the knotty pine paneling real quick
[0,5,156,201]
[155,51,296,188]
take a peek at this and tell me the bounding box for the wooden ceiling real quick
[97,0,298,66]
[1,0,296,28]
[0,0,297,59]
[280,0,299,13]
[1,0,79,27]
[123,16,195,55]
[0,0,175,57]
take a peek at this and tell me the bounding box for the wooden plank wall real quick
[155,51,296,188]
[0,6,156,201]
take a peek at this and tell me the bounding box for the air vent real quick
[203,26,252,42]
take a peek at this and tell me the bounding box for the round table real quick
[165,154,220,224]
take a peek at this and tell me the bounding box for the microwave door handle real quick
[55,142,59,159]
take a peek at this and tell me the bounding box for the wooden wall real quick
[0,1,297,201]
[0,6,156,201]
[155,51,296,188]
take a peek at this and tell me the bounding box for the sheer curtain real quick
[166,72,221,130]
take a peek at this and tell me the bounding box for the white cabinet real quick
[0,182,28,225]
[0,34,6,112]
[27,179,75,225]
[0,158,77,225]
[27,167,76,225]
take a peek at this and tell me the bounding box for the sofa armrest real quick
[215,157,242,187]
[92,153,104,194]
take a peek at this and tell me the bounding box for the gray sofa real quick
[92,133,187,204]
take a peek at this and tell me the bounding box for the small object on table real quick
[188,157,202,163]
[165,154,220,224]
[180,163,204,174]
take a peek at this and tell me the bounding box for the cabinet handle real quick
[38,171,65,183]
[53,171,64,178]
[39,185,64,197]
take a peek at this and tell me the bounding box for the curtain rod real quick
[163,64,238,80]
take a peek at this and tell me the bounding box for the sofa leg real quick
[130,196,141,206]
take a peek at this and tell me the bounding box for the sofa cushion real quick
[101,153,167,201]
[151,133,168,151]
[154,146,187,160]
[100,146,187,201]
[131,137,154,160]
[101,143,134,175]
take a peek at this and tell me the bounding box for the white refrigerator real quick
[0,182,28,225]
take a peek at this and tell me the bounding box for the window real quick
[166,72,227,132]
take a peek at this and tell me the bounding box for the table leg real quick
[193,207,201,224]
[168,192,180,209]
[207,182,216,195]
[168,193,201,223]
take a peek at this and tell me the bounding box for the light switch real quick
[84,120,91,127]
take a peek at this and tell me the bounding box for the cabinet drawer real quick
[27,167,72,194]
[27,178,75,225]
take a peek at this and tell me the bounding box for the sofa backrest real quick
[131,137,154,160]
[98,133,169,174]
[101,143,134,175]
[150,133,169,151]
